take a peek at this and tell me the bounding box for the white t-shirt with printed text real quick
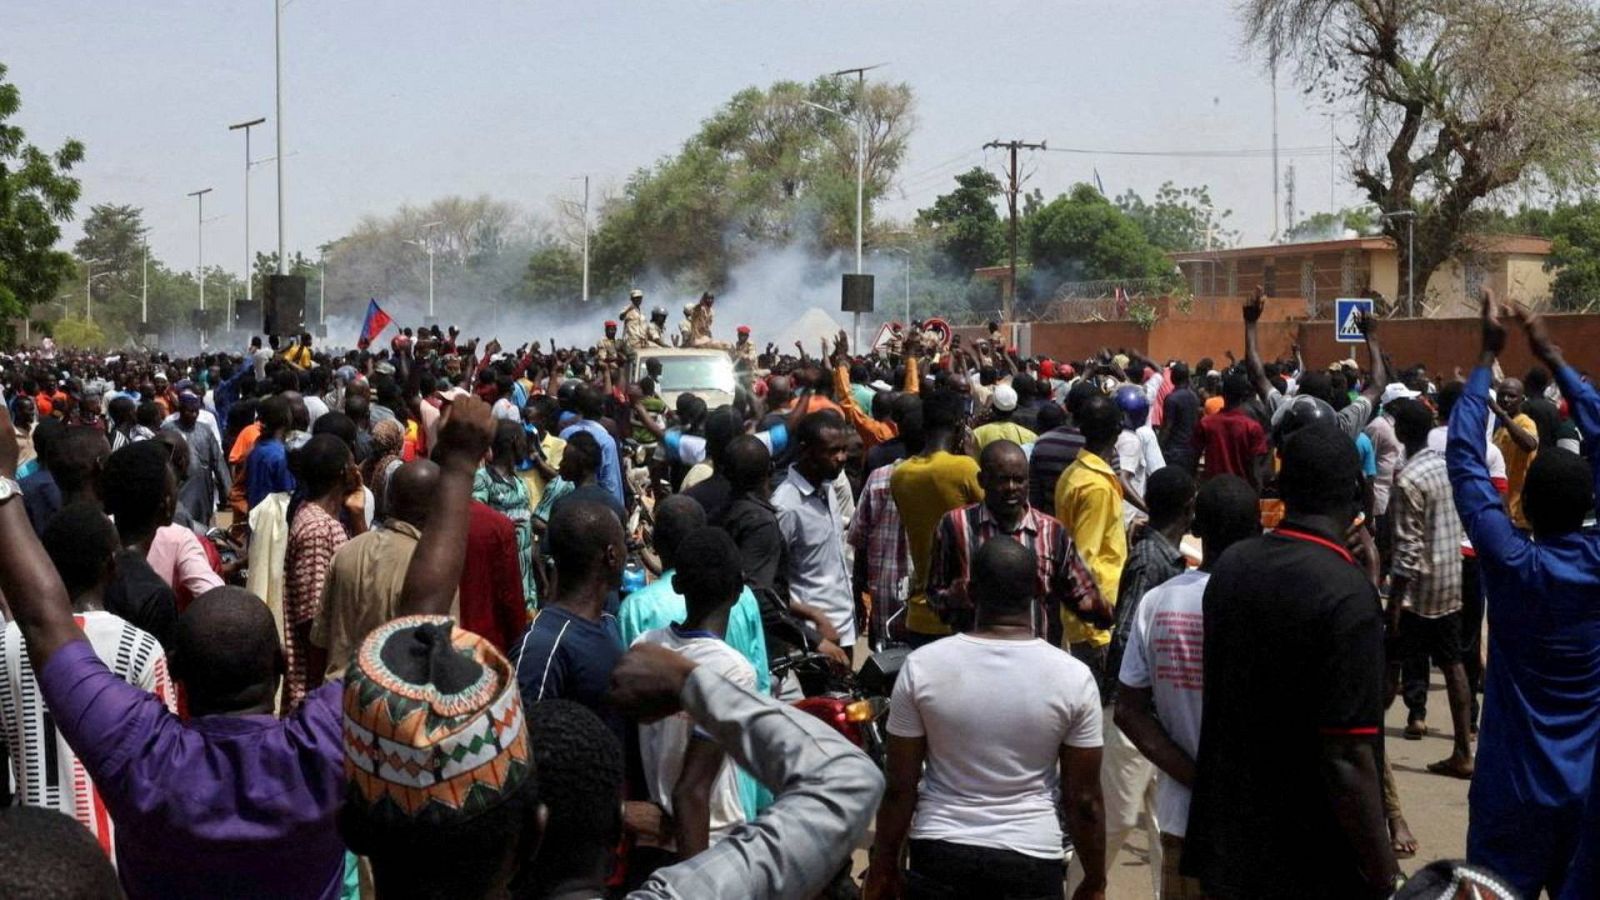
[1117,569,1208,838]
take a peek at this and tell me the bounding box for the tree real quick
[1284,206,1380,242]
[522,242,584,303]
[0,63,85,341]
[916,167,1005,276]
[1115,182,1238,252]
[1025,184,1173,291]
[1242,0,1600,306]
[590,77,916,290]
[73,204,145,275]
[52,315,107,349]
[1541,201,1600,309]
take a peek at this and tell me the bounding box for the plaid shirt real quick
[1392,448,1465,617]
[848,463,912,645]
[925,502,1103,643]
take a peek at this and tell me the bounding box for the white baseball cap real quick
[1381,383,1421,406]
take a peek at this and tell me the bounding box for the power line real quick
[1044,144,1332,159]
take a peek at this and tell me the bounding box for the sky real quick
[4,0,1360,282]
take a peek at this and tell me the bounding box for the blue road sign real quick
[1335,298,1374,344]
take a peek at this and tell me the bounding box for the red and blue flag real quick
[358,299,392,349]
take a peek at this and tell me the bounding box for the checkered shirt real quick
[1391,448,1465,618]
[847,463,912,645]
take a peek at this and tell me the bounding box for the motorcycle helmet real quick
[1113,384,1150,430]
[1271,394,1338,445]
[651,305,668,321]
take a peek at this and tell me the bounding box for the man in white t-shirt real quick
[1115,474,1261,899]
[0,502,175,863]
[866,538,1107,900]
[633,527,757,857]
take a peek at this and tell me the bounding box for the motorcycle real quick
[770,645,906,770]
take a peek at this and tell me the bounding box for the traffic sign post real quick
[1334,298,1374,344]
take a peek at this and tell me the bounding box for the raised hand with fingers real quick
[1243,285,1266,324]
[1480,288,1508,358]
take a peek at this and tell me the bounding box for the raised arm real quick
[1242,287,1275,404]
[0,402,81,671]
[397,396,495,618]
[1517,303,1600,520]
[1356,312,1389,404]
[1448,294,1527,568]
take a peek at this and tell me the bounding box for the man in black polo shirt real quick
[1183,423,1400,898]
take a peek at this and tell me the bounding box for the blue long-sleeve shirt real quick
[245,438,296,509]
[1448,365,1600,893]
[560,418,625,509]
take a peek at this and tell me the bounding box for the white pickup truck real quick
[629,347,736,410]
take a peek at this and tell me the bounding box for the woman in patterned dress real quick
[473,420,536,609]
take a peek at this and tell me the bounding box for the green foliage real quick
[52,315,106,349]
[252,250,317,294]
[1128,299,1161,331]
[523,242,584,302]
[916,167,1004,276]
[1543,200,1600,310]
[589,76,915,290]
[1115,182,1237,252]
[0,63,85,342]
[73,204,145,278]
[1025,184,1173,287]
[1472,204,1554,238]
[1283,206,1380,242]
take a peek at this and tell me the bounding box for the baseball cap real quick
[1381,383,1422,406]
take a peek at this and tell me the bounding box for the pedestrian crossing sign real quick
[1335,298,1373,343]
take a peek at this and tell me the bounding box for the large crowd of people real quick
[0,287,1596,899]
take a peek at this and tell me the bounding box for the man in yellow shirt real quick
[890,390,982,645]
[1055,392,1126,684]
[1492,376,1539,529]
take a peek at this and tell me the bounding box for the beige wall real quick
[1369,250,1400,303]
[1505,255,1555,306]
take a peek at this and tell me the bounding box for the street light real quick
[405,221,444,321]
[879,247,912,326]
[1381,210,1417,317]
[83,258,109,323]
[229,117,267,306]
[189,188,214,341]
[274,0,287,275]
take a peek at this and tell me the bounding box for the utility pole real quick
[1271,60,1281,242]
[983,138,1047,323]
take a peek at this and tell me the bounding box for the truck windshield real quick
[654,354,735,394]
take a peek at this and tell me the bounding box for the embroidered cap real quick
[342,616,531,827]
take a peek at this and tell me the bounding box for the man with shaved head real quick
[926,440,1107,643]
[508,497,628,740]
[312,458,442,679]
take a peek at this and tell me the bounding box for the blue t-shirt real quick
[1355,432,1378,478]
[246,438,296,509]
[507,605,625,741]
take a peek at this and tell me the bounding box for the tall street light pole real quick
[229,117,266,307]
[141,238,149,326]
[579,175,590,303]
[1382,209,1417,317]
[319,253,326,326]
[189,188,214,340]
[274,0,287,275]
[406,220,444,320]
[83,258,106,323]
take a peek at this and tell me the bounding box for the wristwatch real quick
[0,476,21,505]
